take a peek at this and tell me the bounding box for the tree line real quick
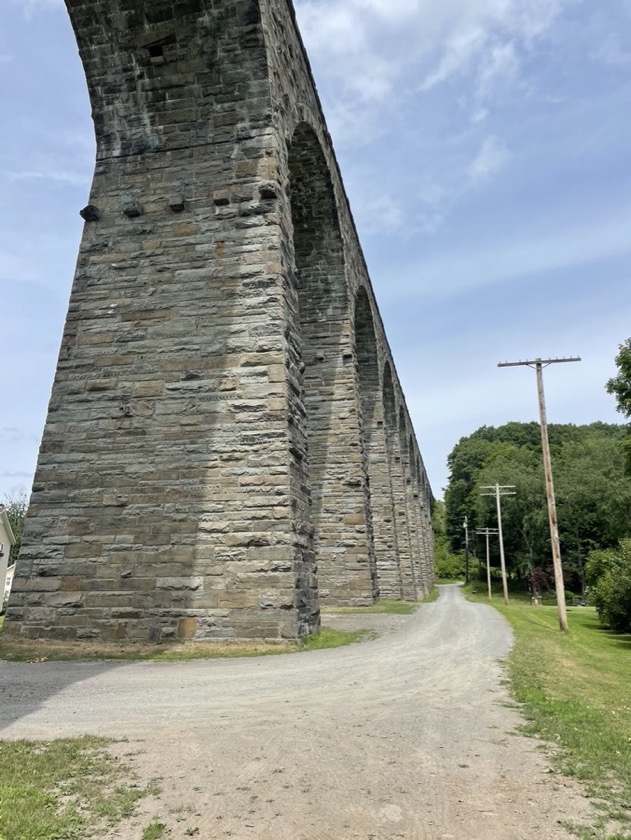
[443,421,631,597]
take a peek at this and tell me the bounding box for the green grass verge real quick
[0,625,370,663]
[323,597,419,616]
[420,586,440,604]
[0,737,158,840]
[299,626,373,650]
[466,586,631,839]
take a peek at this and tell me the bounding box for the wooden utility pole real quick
[480,484,515,605]
[477,527,498,600]
[498,357,581,632]
[463,516,470,584]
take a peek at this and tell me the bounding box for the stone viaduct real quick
[4,0,434,643]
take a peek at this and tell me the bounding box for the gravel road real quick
[0,585,592,839]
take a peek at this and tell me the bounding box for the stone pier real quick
[4,0,434,643]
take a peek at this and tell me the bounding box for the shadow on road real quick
[0,660,125,734]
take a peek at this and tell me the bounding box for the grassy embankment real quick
[465,583,631,840]
[323,591,439,615]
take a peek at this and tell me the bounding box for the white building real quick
[0,506,16,609]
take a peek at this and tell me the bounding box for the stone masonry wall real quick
[4,0,434,643]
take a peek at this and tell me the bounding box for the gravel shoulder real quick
[0,585,593,839]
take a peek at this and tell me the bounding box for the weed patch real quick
[0,737,156,840]
[142,820,167,839]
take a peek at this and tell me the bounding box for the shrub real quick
[434,552,465,580]
[586,539,631,634]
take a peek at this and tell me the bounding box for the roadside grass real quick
[322,597,419,616]
[141,821,167,840]
[0,625,371,663]
[465,584,631,839]
[0,737,158,840]
[421,586,441,604]
[323,590,440,615]
[300,626,373,650]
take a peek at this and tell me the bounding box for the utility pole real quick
[480,484,515,605]
[498,357,580,633]
[477,527,498,600]
[463,516,470,584]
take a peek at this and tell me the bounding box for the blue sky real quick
[0,0,629,501]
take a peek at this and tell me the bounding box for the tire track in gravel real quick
[0,585,593,839]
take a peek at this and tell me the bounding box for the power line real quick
[480,484,515,605]
[476,527,498,600]
[498,356,581,632]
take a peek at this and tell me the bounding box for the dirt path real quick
[0,585,592,839]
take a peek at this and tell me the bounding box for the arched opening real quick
[354,289,398,598]
[287,123,375,606]
[409,434,425,595]
[417,458,432,592]
[397,410,417,598]
[355,288,379,443]
[382,366,413,599]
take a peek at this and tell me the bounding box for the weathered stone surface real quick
[3,0,434,644]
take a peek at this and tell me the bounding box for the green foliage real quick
[0,736,153,840]
[299,626,372,650]
[606,338,631,417]
[142,822,167,839]
[606,337,631,475]
[444,422,631,593]
[434,553,465,580]
[2,489,28,565]
[586,539,631,633]
[432,500,465,579]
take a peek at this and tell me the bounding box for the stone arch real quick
[354,289,400,598]
[418,460,434,591]
[354,288,379,439]
[398,410,418,598]
[287,123,376,606]
[409,435,426,596]
[289,122,348,320]
[382,366,413,599]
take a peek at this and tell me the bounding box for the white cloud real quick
[420,26,487,91]
[0,168,88,186]
[467,135,509,184]
[591,34,631,67]
[296,0,569,106]
[475,41,520,105]
[471,108,489,124]
[387,207,631,302]
[9,0,63,20]
[359,194,406,234]
[295,0,569,230]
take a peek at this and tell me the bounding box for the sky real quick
[0,0,630,502]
